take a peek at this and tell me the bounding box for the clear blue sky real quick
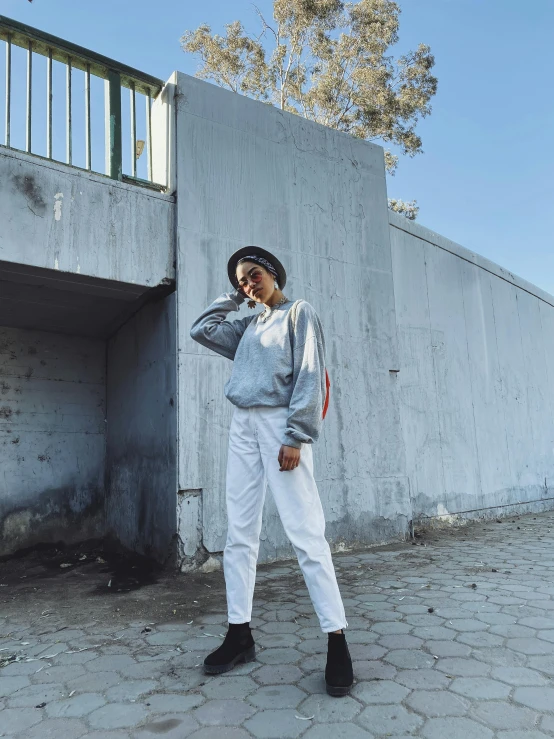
[3,0,554,294]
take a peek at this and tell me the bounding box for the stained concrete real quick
[0,148,175,288]
[0,325,106,555]
[106,294,178,563]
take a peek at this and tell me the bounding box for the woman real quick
[190,245,353,697]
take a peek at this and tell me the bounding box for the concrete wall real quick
[0,148,175,289]
[390,212,554,523]
[106,294,177,562]
[0,326,106,555]
[176,73,411,563]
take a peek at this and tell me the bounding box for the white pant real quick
[224,405,348,633]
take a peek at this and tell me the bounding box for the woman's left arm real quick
[282,302,327,449]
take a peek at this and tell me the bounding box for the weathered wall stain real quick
[0,483,104,557]
[11,173,47,217]
[105,295,177,564]
[0,325,106,557]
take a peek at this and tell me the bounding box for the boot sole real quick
[203,645,256,675]
[326,681,353,697]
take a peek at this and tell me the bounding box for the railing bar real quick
[46,48,52,159]
[130,81,136,178]
[5,33,11,147]
[66,56,72,165]
[26,39,32,153]
[145,88,152,182]
[85,63,91,170]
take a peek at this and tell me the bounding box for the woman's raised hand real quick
[278,444,301,472]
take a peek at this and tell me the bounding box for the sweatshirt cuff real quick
[282,429,312,448]
[230,288,246,306]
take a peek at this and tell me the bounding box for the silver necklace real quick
[259,295,289,323]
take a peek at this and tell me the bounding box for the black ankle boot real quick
[325,631,354,696]
[203,622,256,675]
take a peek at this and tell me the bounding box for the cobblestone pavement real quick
[2,512,554,738]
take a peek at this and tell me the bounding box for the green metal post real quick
[104,69,122,180]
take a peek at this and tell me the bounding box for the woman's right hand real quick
[278,444,301,471]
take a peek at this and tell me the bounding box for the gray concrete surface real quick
[2,511,554,738]
[106,294,178,562]
[175,72,411,564]
[0,148,175,289]
[0,326,106,555]
[390,211,554,526]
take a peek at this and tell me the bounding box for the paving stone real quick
[0,674,30,697]
[248,684,307,709]
[425,641,472,658]
[144,631,189,646]
[89,703,148,730]
[493,624,539,638]
[435,657,491,677]
[45,693,106,718]
[297,673,327,694]
[6,682,65,707]
[542,714,554,732]
[513,686,554,711]
[528,655,554,675]
[371,621,412,635]
[200,675,258,699]
[70,670,123,692]
[384,649,435,669]
[302,721,373,738]
[352,679,409,704]
[471,700,539,730]
[24,717,88,738]
[258,633,301,648]
[421,717,494,739]
[193,698,255,725]
[395,668,450,689]
[491,666,549,686]
[0,706,42,732]
[520,617,554,629]
[358,704,423,735]
[31,664,87,683]
[253,664,304,684]
[350,643,389,661]
[186,728,251,739]
[412,626,456,640]
[509,637,554,655]
[86,655,137,672]
[406,690,469,716]
[107,679,158,701]
[450,677,512,700]
[244,708,308,738]
[351,660,397,681]
[259,622,301,634]
[143,693,204,713]
[445,618,490,632]
[134,714,200,738]
[378,634,422,649]
[297,638,326,654]
[256,647,302,664]
[297,694,361,722]
[457,631,505,647]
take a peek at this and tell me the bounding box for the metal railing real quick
[0,15,165,189]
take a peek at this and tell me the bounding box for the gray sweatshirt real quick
[189,289,326,448]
